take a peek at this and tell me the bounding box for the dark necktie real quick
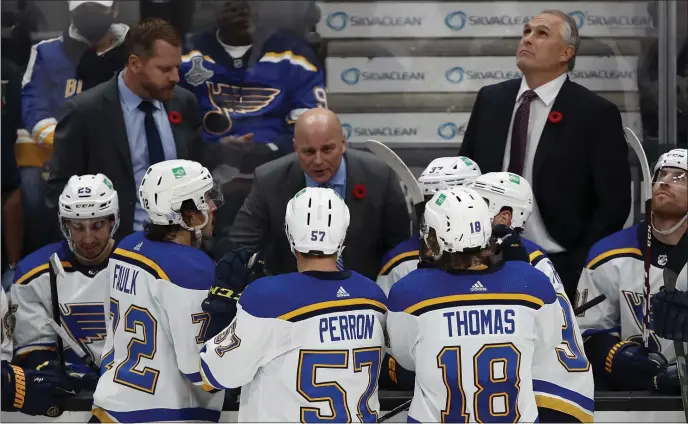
[319,183,344,270]
[508,90,538,176]
[138,100,165,165]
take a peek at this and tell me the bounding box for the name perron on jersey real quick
[200,271,387,422]
[387,262,564,423]
[92,232,223,423]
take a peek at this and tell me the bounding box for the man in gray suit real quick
[229,108,410,280]
[46,19,204,240]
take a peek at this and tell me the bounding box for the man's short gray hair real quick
[540,9,581,71]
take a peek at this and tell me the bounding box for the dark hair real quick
[124,18,181,59]
[144,199,198,242]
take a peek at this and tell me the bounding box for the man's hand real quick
[202,243,266,340]
[2,362,76,417]
[219,133,254,144]
[606,341,667,390]
[651,287,688,342]
[491,224,530,262]
[35,360,99,392]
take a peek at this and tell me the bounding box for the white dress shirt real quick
[502,73,568,253]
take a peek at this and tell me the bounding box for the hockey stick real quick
[624,127,653,345]
[48,253,67,374]
[662,234,688,422]
[376,293,608,423]
[46,318,100,374]
[364,139,425,224]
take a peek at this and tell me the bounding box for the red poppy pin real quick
[548,111,563,124]
[168,111,182,125]
[352,184,366,200]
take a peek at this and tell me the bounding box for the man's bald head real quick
[293,108,346,184]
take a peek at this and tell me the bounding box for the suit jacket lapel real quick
[533,78,573,180]
[343,153,365,250]
[282,158,306,200]
[163,96,186,159]
[102,76,134,181]
[491,79,521,170]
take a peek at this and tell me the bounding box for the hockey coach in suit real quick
[459,9,632,301]
[46,19,204,240]
[228,108,411,280]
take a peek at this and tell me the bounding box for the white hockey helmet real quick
[470,172,534,229]
[654,148,687,176]
[422,187,492,256]
[418,156,482,196]
[58,173,120,240]
[139,159,218,233]
[284,187,350,257]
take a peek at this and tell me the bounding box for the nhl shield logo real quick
[658,254,668,266]
[184,56,214,87]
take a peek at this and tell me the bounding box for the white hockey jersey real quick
[523,239,595,422]
[387,261,564,423]
[92,232,223,423]
[577,223,679,363]
[200,270,387,422]
[12,241,109,371]
[1,288,14,361]
[376,236,420,296]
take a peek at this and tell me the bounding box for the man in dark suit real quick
[229,108,410,280]
[459,9,632,301]
[46,18,203,240]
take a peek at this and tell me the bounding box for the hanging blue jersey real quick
[179,31,327,152]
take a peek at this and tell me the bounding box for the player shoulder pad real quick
[388,263,556,316]
[258,31,320,73]
[112,232,214,291]
[14,241,73,286]
[584,223,643,270]
[379,235,420,276]
[238,271,387,322]
[521,238,548,267]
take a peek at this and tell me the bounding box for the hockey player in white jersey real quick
[377,156,481,391]
[577,148,687,393]
[91,160,224,423]
[199,187,388,422]
[470,172,594,422]
[387,187,564,423]
[377,156,482,296]
[12,174,119,383]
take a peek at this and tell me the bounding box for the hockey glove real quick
[491,224,530,263]
[651,287,688,342]
[35,360,99,392]
[202,245,266,340]
[1,361,75,417]
[653,363,682,394]
[605,341,668,390]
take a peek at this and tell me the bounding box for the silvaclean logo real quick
[445,11,467,31]
[568,11,585,29]
[437,122,459,140]
[445,67,465,84]
[327,12,349,31]
[341,123,352,140]
[341,68,361,85]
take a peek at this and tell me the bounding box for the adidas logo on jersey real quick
[134,242,143,251]
[336,286,350,298]
[470,281,487,292]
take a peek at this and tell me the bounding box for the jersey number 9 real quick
[438,343,521,423]
[297,347,382,423]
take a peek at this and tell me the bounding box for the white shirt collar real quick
[517,72,568,106]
